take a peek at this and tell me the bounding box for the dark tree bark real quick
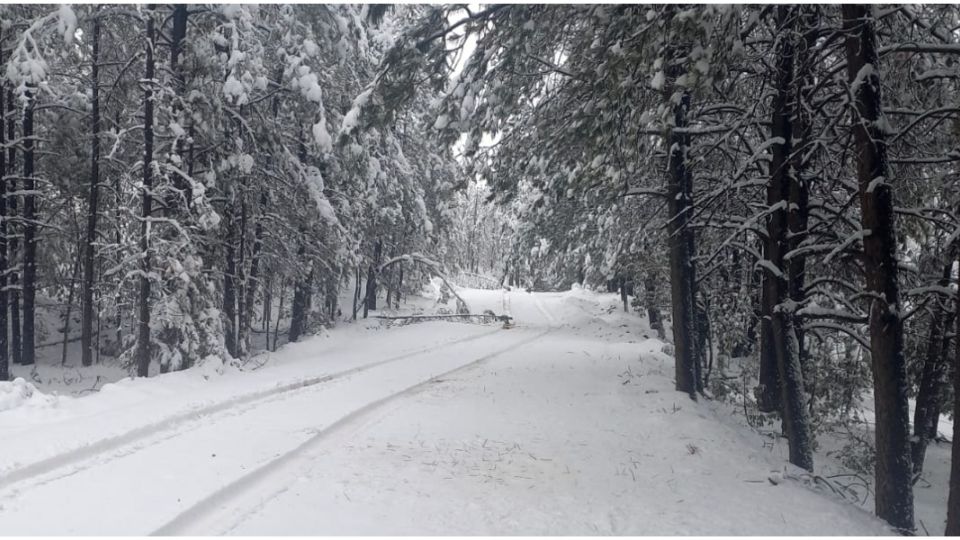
[288,262,311,343]
[7,88,19,367]
[363,239,383,318]
[61,246,81,366]
[663,32,699,400]
[223,202,237,357]
[0,46,7,381]
[352,266,361,320]
[272,280,284,352]
[242,191,266,354]
[80,12,101,367]
[237,190,247,356]
[113,110,122,351]
[620,276,628,313]
[947,250,960,535]
[787,6,816,375]
[20,85,36,367]
[167,3,191,208]
[385,262,393,309]
[262,280,272,332]
[911,265,952,476]
[757,282,780,411]
[761,6,814,472]
[135,6,157,378]
[396,263,403,309]
[843,5,914,532]
[644,274,665,339]
[287,127,313,342]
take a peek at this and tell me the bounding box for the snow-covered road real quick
[0,288,894,535]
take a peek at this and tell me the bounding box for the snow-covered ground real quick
[0,286,902,534]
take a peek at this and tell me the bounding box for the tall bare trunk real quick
[113,110,122,352]
[352,266,361,320]
[364,239,382,318]
[135,6,156,378]
[223,203,237,357]
[81,12,101,367]
[663,37,699,399]
[167,3,190,208]
[644,274,664,339]
[272,280,284,352]
[0,45,7,380]
[843,5,913,531]
[948,250,960,535]
[912,266,952,476]
[288,262,311,343]
[763,6,813,471]
[61,247,81,365]
[8,89,20,367]
[620,276,628,313]
[20,85,36,367]
[242,192,266,354]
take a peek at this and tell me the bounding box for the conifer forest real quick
[3,3,960,536]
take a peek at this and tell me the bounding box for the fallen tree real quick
[378,253,471,314]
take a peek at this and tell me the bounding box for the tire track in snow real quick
[530,291,559,327]
[0,326,502,492]
[150,329,550,536]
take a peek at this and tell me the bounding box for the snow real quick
[221,5,243,20]
[56,5,77,45]
[0,287,899,534]
[312,119,333,153]
[651,71,665,91]
[433,113,450,130]
[341,88,372,135]
[222,75,247,104]
[169,121,186,138]
[303,166,337,224]
[0,378,60,413]
[298,72,323,103]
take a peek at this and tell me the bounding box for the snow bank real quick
[0,378,61,413]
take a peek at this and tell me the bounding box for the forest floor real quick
[0,285,927,534]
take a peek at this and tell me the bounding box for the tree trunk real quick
[0,47,6,380]
[223,204,237,357]
[80,12,101,367]
[912,270,951,476]
[396,262,403,309]
[61,248,81,365]
[352,266,361,320]
[385,266,393,309]
[787,5,816,378]
[644,274,664,339]
[237,192,247,356]
[7,88,18,367]
[242,193,265,354]
[262,279,271,332]
[135,6,156,378]
[620,276,628,313]
[167,3,191,207]
[843,5,914,531]
[288,266,311,343]
[947,250,960,535]
[757,281,780,412]
[272,280,285,352]
[113,112,122,353]
[663,34,699,400]
[364,239,382,318]
[764,6,813,472]
[944,250,960,536]
[20,85,36,367]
